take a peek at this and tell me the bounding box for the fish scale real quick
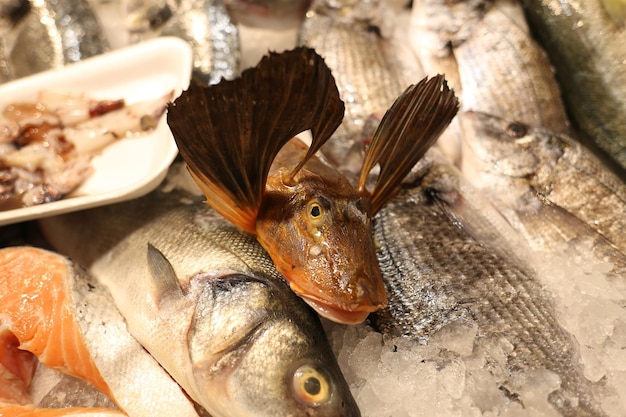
[370,154,607,417]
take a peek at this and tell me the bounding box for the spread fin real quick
[358,75,459,214]
[147,243,184,305]
[167,47,345,233]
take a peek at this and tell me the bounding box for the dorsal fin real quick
[166,47,345,233]
[358,75,459,214]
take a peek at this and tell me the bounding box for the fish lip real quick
[298,295,374,325]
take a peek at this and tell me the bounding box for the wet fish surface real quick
[520,0,626,174]
[369,151,608,417]
[0,246,200,416]
[298,0,410,168]
[1,0,109,82]
[39,180,361,417]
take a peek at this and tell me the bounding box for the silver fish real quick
[39,181,361,417]
[297,0,410,169]
[1,0,109,82]
[148,0,240,84]
[125,0,181,33]
[0,246,201,416]
[452,0,570,133]
[460,110,626,275]
[520,0,626,173]
[369,151,608,417]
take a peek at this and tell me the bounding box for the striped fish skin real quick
[297,0,408,169]
[369,152,608,417]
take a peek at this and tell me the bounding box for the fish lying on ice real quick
[126,0,240,85]
[520,0,626,174]
[39,182,362,417]
[297,0,412,168]
[0,246,201,416]
[368,150,609,417]
[167,47,458,324]
[0,0,109,83]
[460,110,626,275]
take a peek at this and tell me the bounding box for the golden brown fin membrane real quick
[359,75,459,214]
[167,47,345,233]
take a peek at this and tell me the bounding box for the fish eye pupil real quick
[304,377,321,396]
[505,122,527,138]
[310,205,321,217]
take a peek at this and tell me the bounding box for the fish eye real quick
[306,199,326,226]
[291,365,331,406]
[505,122,527,138]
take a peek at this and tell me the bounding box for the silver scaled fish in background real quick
[460,110,626,275]
[297,0,410,169]
[520,0,626,175]
[0,0,109,82]
[39,176,361,417]
[126,0,240,84]
[369,151,609,417]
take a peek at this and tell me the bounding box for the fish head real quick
[460,110,549,180]
[256,168,387,325]
[189,272,361,417]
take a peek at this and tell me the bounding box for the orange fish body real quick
[257,139,385,324]
[168,47,459,324]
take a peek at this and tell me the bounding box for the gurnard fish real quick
[0,0,109,83]
[39,183,362,417]
[0,246,201,416]
[166,46,459,324]
[369,151,608,417]
[460,111,626,273]
[297,0,413,168]
[520,0,626,174]
[126,0,240,85]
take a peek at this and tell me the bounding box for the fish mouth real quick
[302,297,372,324]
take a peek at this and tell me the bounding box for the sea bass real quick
[0,246,201,416]
[369,151,609,417]
[0,0,109,83]
[460,111,626,274]
[520,0,626,173]
[39,184,362,417]
[297,0,413,168]
[167,47,459,324]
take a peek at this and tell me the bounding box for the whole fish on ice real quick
[0,246,201,417]
[369,151,609,417]
[40,181,362,417]
[167,47,459,324]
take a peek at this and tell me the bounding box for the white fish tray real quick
[0,37,192,226]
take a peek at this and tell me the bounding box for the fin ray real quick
[359,75,459,213]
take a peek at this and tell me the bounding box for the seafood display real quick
[39,182,361,417]
[0,90,172,210]
[167,47,458,324]
[1,0,625,416]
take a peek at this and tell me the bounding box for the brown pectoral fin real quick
[358,75,459,214]
[166,47,345,233]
